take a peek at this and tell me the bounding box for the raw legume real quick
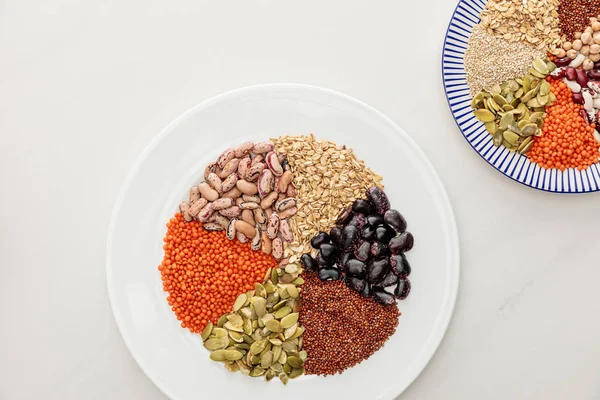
[158,212,277,333]
[299,272,400,376]
[558,1,600,42]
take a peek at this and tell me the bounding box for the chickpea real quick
[575,32,582,39]
[555,48,567,58]
[593,21,600,32]
[583,59,594,71]
[563,41,573,51]
[573,39,583,50]
[582,32,593,45]
[594,32,600,44]
[567,49,578,59]
[591,44,600,54]
[581,45,591,56]
[590,53,600,62]
[585,26,593,34]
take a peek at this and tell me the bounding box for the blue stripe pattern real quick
[442,0,600,193]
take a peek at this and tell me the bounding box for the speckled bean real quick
[188,197,208,217]
[237,157,252,179]
[277,207,297,219]
[222,187,242,199]
[279,219,293,242]
[246,163,264,182]
[236,179,258,195]
[240,202,259,210]
[198,182,219,202]
[221,174,239,193]
[216,148,235,169]
[219,206,241,218]
[286,184,295,197]
[189,186,201,203]
[235,220,257,238]
[266,213,280,239]
[197,203,214,222]
[253,207,267,224]
[271,237,284,259]
[261,232,272,255]
[251,228,261,250]
[275,198,296,212]
[237,231,249,243]
[204,162,218,180]
[242,194,260,203]
[260,191,278,209]
[241,209,255,226]
[179,202,192,221]
[212,197,234,210]
[234,141,254,158]
[251,154,264,167]
[219,158,240,178]
[258,170,274,198]
[226,218,237,240]
[207,173,223,194]
[277,171,292,193]
[265,151,283,176]
[252,141,274,154]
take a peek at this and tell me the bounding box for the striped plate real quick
[442,0,600,193]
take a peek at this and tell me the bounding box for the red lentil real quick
[158,212,277,333]
[558,0,600,41]
[527,78,600,170]
[299,272,400,376]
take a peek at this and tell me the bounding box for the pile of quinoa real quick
[299,272,400,376]
[464,24,545,96]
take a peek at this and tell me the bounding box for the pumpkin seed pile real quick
[471,58,558,154]
[201,264,306,384]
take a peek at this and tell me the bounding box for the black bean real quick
[389,232,414,254]
[370,241,390,258]
[394,278,411,299]
[345,276,366,292]
[335,205,353,225]
[347,213,366,230]
[300,254,318,272]
[366,213,384,227]
[311,232,330,249]
[390,253,411,277]
[354,240,371,261]
[316,253,331,268]
[372,288,396,305]
[320,243,339,261]
[361,225,377,241]
[375,225,395,243]
[378,271,399,287]
[281,158,290,171]
[366,257,389,284]
[329,226,342,247]
[352,199,373,215]
[340,225,360,251]
[383,209,407,233]
[360,282,371,298]
[346,259,367,278]
[366,187,390,215]
[339,251,353,268]
[318,267,341,281]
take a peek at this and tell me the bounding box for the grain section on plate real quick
[271,134,384,262]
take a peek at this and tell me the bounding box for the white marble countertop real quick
[1,1,599,399]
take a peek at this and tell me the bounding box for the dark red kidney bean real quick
[345,276,366,292]
[352,199,373,215]
[594,61,600,69]
[573,92,585,104]
[354,240,371,261]
[390,253,411,276]
[375,226,395,243]
[588,69,600,80]
[580,109,590,125]
[318,267,340,281]
[310,232,330,249]
[576,69,589,88]
[300,254,318,272]
[366,258,390,284]
[389,232,414,254]
[320,243,339,261]
[335,205,353,225]
[372,288,396,305]
[360,282,372,298]
[565,67,577,81]
[366,187,390,215]
[370,241,390,258]
[384,209,407,233]
[366,213,385,226]
[329,226,342,247]
[339,251,353,268]
[554,57,572,67]
[347,213,366,230]
[394,278,411,300]
[378,271,399,287]
[361,225,377,241]
[346,259,367,278]
[340,225,360,251]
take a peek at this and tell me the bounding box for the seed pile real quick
[272,134,383,261]
[465,24,545,96]
[527,79,600,170]
[558,0,600,42]
[299,272,400,376]
[158,213,276,333]
[480,0,563,50]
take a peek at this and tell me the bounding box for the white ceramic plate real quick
[106,84,460,400]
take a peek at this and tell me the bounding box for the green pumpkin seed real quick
[224,321,243,333]
[250,367,266,377]
[217,314,228,327]
[250,338,269,355]
[224,361,240,372]
[232,293,247,312]
[281,313,299,329]
[539,81,550,96]
[283,363,292,375]
[533,58,549,75]
[229,331,244,342]
[212,327,228,339]
[293,277,305,285]
[528,68,546,79]
[499,112,514,129]
[299,350,308,362]
[227,314,243,327]
[201,322,213,341]
[518,139,535,154]
[493,94,508,106]
[265,369,276,382]
[287,356,303,370]
[520,124,538,137]
[279,372,290,385]
[224,349,244,361]
[503,131,520,145]
[521,89,536,103]
[252,297,267,317]
[234,343,250,350]
[204,337,228,351]
[255,283,267,297]
[210,349,226,361]
[278,351,288,365]
[260,351,274,369]
[274,306,292,319]
[289,367,304,379]
[491,83,502,95]
[265,319,282,333]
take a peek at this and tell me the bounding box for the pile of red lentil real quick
[299,272,400,376]
[158,212,277,333]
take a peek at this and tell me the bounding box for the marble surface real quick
[1,1,599,399]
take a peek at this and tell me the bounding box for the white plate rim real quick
[106,83,460,400]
